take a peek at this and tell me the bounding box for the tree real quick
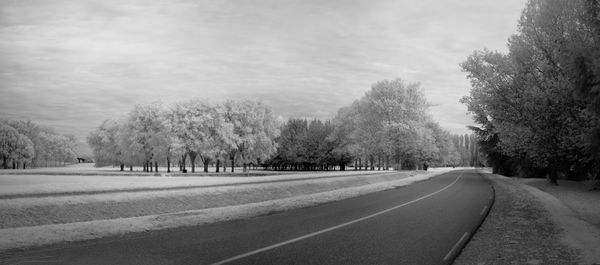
[0,122,20,169]
[124,103,169,172]
[14,134,35,169]
[222,100,280,172]
[88,119,128,169]
[461,0,600,183]
[329,106,359,171]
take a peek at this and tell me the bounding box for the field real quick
[0,164,458,250]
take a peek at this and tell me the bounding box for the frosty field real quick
[0,166,457,250]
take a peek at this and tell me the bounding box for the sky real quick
[0,0,527,151]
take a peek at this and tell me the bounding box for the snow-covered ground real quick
[0,168,395,197]
[0,167,462,250]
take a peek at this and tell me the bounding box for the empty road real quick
[2,169,493,265]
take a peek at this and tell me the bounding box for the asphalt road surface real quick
[2,169,493,265]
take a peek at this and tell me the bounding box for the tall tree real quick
[222,100,280,172]
[462,0,600,183]
[0,122,20,169]
[88,119,128,169]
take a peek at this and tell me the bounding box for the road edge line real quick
[209,171,464,265]
[443,232,469,261]
[444,169,496,264]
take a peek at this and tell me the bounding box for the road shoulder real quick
[455,172,583,265]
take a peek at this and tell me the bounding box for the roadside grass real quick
[0,167,458,251]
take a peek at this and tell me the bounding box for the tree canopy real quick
[88,99,280,173]
[1,119,76,169]
[265,78,467,171]
[461,0,600,184]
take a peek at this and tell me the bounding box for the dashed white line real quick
[443,232,469,262]
[480,205,488,215]
[209,171,464,265]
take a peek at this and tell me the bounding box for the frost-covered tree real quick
[2,119,77,168]
[88,119,128,169]
[14,134,35,169]
[222,100,280,172]
[0,122,20,169]
[169,101,208,173]
[346,78,448,170]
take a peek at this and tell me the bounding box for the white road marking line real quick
[480,205,488,215]
[209,171,464,265]
[443,232,469,262]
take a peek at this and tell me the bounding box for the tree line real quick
[87,100,279,173]
[451,134,482,168]
[0,119,77,169]
[264,79,473,171]
[87,79,477,173]
[461,0,600,185]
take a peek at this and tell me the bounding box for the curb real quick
[445,170,496,265]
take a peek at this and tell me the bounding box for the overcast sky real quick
[0,0,526,147]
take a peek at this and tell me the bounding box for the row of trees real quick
[266,79,467,171]
[0,119,77,169]
[89,79,472,173]
[461,0,600,184]
[266,119,346,170]
[87,100,279,173]
[451,134,483,167]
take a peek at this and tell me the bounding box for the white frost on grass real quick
[1,172,416,229]
[485,172,600,265]
[0,168,459,250]
[0,170,388,197]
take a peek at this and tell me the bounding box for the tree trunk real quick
[359,158,362,170]
[23,162,26,169]
[130,165,133,171]
[167,159,170,173]
[230,155,235,173]
[120,164,124,171]
[549,165,559,185]
[378,155,381,171]
[216,159,220,173]
[385,155,389,170]
[149,161,153,172]
[203,158,210,173]
[155,161,158,172]
[370,156,375,170]
[189,151,197,173]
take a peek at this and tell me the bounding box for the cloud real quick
[0,0,527,146]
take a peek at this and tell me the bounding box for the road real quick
[1,169,493,265]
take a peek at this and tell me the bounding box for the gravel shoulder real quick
[455,171,600,265]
